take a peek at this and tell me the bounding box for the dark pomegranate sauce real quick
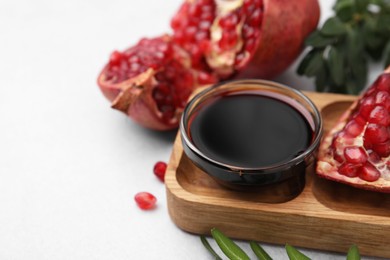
[188,93,313,168]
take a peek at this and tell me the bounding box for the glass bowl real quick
[180,79,323,198]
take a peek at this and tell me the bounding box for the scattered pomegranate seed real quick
[134,192,157,210]
[154,161,167,182]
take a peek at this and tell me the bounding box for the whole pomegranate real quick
[98,0,320,130]
[317,67,390,193]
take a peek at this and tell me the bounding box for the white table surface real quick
[0,0,385,259]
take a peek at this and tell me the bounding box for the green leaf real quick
[304,50,324,77]
[305,30,337,48]
[315,64,328,92]
[200,236,223,260]
[285,244,311,260]
[346,245,361,260]
[334,0,354,22]
[345,78,359,95]
[346,28,364,64]
[328,46,345,85]
[355,0,369,13]
[297,49,316,75]
[211,228,250,260]
[250,241,273,260]
[377,15,390,33]
[351,57,368,92]
[321,17,348,36]
[384,40,390,67]
[363,19,386,51]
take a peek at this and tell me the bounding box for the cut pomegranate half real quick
[97,35,217,130]
[317,67,390,193]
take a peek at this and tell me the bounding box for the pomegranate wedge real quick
[317,67,390,193]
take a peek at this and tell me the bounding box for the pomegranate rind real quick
[236,0,320,79]
[317,68,390,193]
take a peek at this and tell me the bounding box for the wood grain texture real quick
[165,91,390,258]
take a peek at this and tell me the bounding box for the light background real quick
[0,0,384,259]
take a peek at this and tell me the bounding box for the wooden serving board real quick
[165,91,390,258]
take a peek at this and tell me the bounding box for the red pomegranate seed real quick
[368,105,390,126]
[373,140,390,157]
[134,192,157,210]
[219,32,238,50]
[358,96,375,119]
[338,163,360,177]
[364,123,389,143]
[248,9,263,26]
[374,74,390,92]
[153,161,167,182]
[333,150,345,163]
[243,24,255,38]
[367,150,381,163]
[375,91,390,105]
[219,13,239,29]
[344,119,365,137]
[109,50,122,66]
[344,146,368,164]
[360,163,381,182]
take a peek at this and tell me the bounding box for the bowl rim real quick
[180,79,323,174]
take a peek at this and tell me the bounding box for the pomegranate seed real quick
[375,91,390,105]
[364,123,389,143]
[333,150,345,163]
[374,74,390,92]
[154,161,167,182]
[248,9,263,26]
[134,192,157,210]
[367,150,381,163]
[219,13,239,29]
[338,163,360,177]
[243,24,255,38]
[199,21,211,30]
[360,163,381,182]
[245,38,256,52]
[195,31,208,41]
[344,119,365,137]
[189,3,202,17]
[373,140,390,157]
[344,146,368,164]
[185,26,197,39]
[368,105,390,126]
[109,50,122,66]
[359,96,375,119]
[243,0,255,12]
[219,31,238,50]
